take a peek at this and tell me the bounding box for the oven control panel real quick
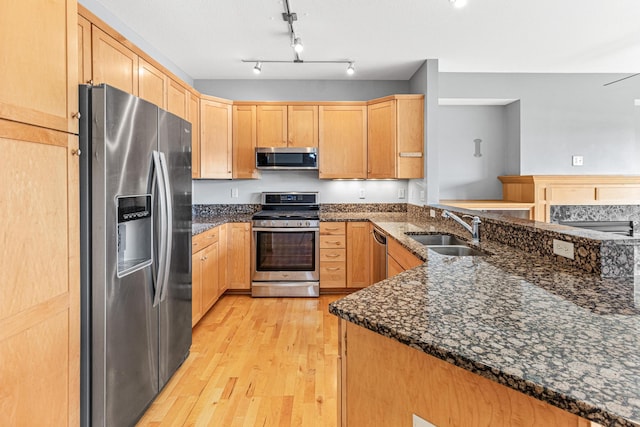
[253,219,320,228]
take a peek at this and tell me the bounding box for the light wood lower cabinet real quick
[0,120,80,426]
[227,223,251,290]
[387,237,422,278]
[192,225,221,327]
[339,320,594,427]
[346,222,371,288]
[320,222,347,288]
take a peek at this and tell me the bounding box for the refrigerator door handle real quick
[158,151,173,303]
[152,151,168,307]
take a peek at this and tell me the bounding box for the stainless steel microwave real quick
[256,147,318,170]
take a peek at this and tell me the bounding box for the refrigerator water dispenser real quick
[116,195,153,277]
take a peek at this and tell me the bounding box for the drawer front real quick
[192,227,219,253]
[320,222,346,235]
[320,235,346,249]
[320,261,346,287]
[320,248,346,262]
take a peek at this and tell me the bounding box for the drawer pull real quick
[327,240,341,245]
[325,227,340,231]
[326,267,341,271]
[325,253,340,258]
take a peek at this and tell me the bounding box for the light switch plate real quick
[398,188,406,199]
[231,188,239,198]
[420,190,425,201]
[553,239,575,259]
[572,155,584,166]
[358,189,366,199]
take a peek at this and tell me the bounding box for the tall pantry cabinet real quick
[0,1,80,426]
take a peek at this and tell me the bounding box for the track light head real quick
[346,62,355,76]
[449,0,468,8]
[253,62,262,74]
[293,37,304,53]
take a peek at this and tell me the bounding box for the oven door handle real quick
[253,227,319,232]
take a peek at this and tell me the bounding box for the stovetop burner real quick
[252,192,320,227]
[252,210,320,220]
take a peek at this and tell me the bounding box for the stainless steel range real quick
[251,192,320,297]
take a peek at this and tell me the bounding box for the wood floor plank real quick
[136,295,340,427]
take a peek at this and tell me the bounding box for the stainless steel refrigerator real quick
[79,84,192,427]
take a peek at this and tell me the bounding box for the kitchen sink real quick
[407,234,468,246]
[428,245,489,257]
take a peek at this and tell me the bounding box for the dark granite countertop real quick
[192,213,253,235]
[328,214,640,427]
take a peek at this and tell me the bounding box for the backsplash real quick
[550,204,640,235]
[414,204,639,278]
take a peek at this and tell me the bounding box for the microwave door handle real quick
[152,151,168,307]
[158,151,173,303]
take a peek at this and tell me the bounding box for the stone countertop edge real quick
[192,213,253,235]
[325,214,640,427]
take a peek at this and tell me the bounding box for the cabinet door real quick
[288,105,318,147]
[233,105,260,179]
[257,105,287,147]
[192,250,203,327]
[92,26,139,95]
[167,79,187,119]
[319,105,367,179]
[218,224,228,295]
[78,14,92,85]
[0,0,78,133]
[228,223,251,290]
[347,222,371,288]
[138,58,167,108]
[387,256,404,278]
[187,92,200,179]
[201,240,219,313]
[368,100,396,179]
[0,120,80,426]
[396,98,424,179]
[200,99,232,178]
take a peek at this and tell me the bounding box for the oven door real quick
[252,227,320,282]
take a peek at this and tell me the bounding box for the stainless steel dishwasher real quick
[371,227,388,283]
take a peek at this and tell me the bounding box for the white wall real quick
[438,105,510,199]
[439,73,640,175]
[193,172,409,205]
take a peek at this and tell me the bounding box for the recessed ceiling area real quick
[84,0,640,80]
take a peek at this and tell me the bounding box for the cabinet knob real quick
[72,112,82,119]
[71,149,82,156]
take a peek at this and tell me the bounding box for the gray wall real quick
[439,73,640,175]
[439,105,510,199]
[194,79,409,101]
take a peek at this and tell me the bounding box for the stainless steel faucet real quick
[442,210,482,242]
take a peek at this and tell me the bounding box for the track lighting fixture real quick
[243,0,355,76]
[449,0,468,8]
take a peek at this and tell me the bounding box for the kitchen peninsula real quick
[326,208,640,427]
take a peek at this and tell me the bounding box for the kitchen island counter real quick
[329,215,640,427]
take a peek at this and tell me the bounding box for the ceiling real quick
[91,0,640,80]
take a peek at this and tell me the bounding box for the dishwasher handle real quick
[372,228,387,245]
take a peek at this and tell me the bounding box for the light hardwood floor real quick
[137,295,341,427]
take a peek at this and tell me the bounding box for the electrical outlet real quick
[398,188,406,199]
[231,188,239,198]
[553,239,575,260]
[572,155,584,166]
[358,188,366,199]
[430,209,436,218]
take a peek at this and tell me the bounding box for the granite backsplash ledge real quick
[413,204,640,278]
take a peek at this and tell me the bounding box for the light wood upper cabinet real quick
[319,105,368,179]
[0,120,80,426]
[257,105,288,147]
[347,222,371,288]
[92,25,138,96]
[255,104,319,147]
[78,14,92,85]
[167,79,187,119]
[200,97,232,179]
[188,92,201,179]
[233,105,260,179]
[288,105,318,147]
[0,0,78,134]
[138,58,167,108]
[227,223,252,290]
[368,95,424,179]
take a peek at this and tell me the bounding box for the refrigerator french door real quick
[79,84,192,427]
